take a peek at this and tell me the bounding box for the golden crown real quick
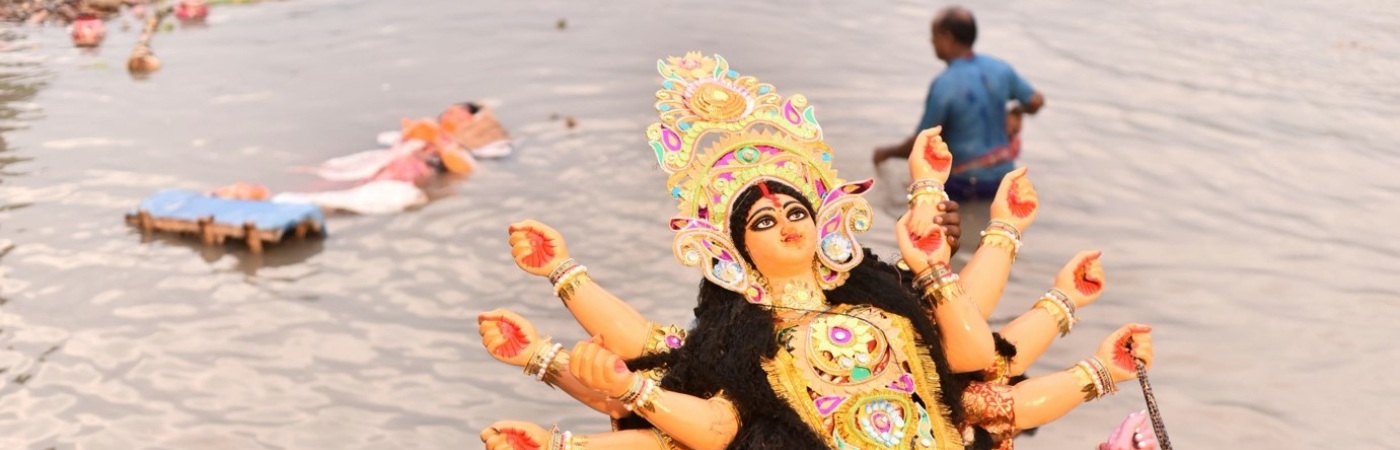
[647,52,874,301]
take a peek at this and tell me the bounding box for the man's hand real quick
[936,200,962,256]
[872,134,919,166]
[872,144,902,166]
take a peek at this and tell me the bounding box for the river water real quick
[0,0,1396,448]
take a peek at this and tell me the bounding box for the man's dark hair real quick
[935,7,977,46]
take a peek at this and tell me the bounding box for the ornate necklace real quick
[776,279,826,311]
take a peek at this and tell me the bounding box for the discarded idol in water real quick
[71,15,106,48]
[176,0,209,21]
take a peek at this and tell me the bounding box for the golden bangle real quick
[980,228,1021,244]
[623,378,666,414]
[923,277,964,307]
[1033,298,1070,335]
[1069,363,1099,401]
[651,428,683,450]
[913,267,938,291]
[983,354,1011,384]
[523,338,556,376]
[980,227,1024,252]
[548,425,587,450]
[554,270,592,302]
[710,390,743,429]
[907,190,948,207]
[986,219,1023,239]
[541,351,569,388]
[614,375,647,405]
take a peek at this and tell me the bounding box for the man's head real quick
[931,6,976,61]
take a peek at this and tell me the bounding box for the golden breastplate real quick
[764,305,962,449]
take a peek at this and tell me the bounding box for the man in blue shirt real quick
[874,6,1045,202]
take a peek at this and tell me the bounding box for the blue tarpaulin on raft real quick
[134,189,326,232]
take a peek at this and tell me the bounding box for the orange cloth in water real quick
[210,182,271,201]
[400,118,474,175]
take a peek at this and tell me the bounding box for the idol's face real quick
[742,193,818,277]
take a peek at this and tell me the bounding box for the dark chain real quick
[1135,358,1172,450]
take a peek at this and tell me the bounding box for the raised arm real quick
[895,211,995,372]
[960,167,1038,319]
[902,128,1039,319]
[508,220,655,359]
[999,251,1105,375]
[904,127,953,238]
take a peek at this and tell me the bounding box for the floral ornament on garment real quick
[764,305,963,449]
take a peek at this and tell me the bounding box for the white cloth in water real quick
[471,139,513,159]
[271,180,428,215]
[376,131,401,147]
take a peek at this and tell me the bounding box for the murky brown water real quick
[0,0,1396,448]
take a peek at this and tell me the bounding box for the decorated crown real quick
[647,52,874,303]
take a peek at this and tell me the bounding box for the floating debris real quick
[127,189,326,254]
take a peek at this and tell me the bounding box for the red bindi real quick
[758,182,780,208]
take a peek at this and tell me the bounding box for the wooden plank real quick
[126,208,320,252]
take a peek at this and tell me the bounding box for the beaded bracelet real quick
[548,425,588,450]
[918,264,963,307]
[907,180,950,207]
[986,220,1023,240]
[1044,288,1077,317]
[907,179,946,195]
[614,376,664,413]
[1086,356,1119,396]
[915,262,957,289]
[548,258,580,285]
[979,228,1022,258]
[553,267,591,301]
[525,341,565,382]
[913,267,939,292]
[1033,298,1071,335]
[1070,356,1118,401]
[1034,289,1078,336]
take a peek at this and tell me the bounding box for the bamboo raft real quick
[126,190,326,253]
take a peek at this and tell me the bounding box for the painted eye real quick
[752,217,776,231]
[787,208,809,221]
